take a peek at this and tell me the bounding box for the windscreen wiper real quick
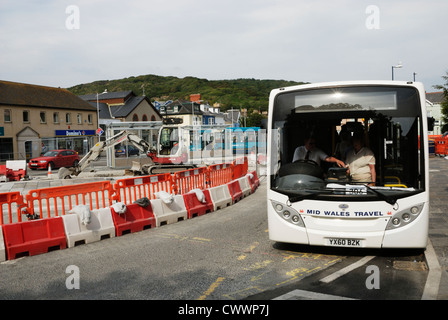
[364,185,397,205]
[288,192,321,203]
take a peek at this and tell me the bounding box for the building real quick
[426,91,445,135]
[79,90,162,127]
[158,94,240,127]
[159,100,203,126]
[80,90,163,145]
[0,80,98,162]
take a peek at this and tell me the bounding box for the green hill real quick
[67,74,307,112]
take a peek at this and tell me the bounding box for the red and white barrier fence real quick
[0,158,260,260]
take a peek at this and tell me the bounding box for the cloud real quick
[0,0,447,90]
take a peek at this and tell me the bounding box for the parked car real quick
[28,149,80,170]
[115,145,140,157]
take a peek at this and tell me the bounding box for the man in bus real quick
[292,136,345,168]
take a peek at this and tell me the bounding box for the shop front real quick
[42,130,97,156]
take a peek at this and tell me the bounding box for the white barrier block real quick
[0,227,5,262]
[150,195,188,226]
[208,185,232,211]
[237,176,252,198]
[62,207,115,248]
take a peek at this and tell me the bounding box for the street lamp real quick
[96,89,108,139]
[391,62,403,80]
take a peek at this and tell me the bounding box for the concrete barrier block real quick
[208,185,232,211]
[62,207,115,247]
[237,176,252,197]
[150,195,188,226]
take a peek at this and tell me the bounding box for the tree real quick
[434,71,448,133]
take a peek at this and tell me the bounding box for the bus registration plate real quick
[326,238,363,247]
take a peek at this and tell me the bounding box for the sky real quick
[1,0,447,93]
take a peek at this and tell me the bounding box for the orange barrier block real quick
[2,217,67,260]
[110,203,156,236]
[183,189,214,218]
[113,173,173,204]
[247,171,260,192]
[26,181,114,219]
[227,180,243,203]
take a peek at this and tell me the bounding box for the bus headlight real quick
[386,203,424,230]
[271,200,305,227]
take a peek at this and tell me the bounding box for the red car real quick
[28,149,80,170]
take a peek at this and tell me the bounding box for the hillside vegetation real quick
[67,74,306,112]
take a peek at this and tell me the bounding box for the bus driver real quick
[292,136,345,168]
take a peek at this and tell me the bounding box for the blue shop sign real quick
[55,130,96,136]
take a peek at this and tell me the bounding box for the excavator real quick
[58,129,195,179]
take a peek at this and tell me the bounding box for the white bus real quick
[267,81,429,248]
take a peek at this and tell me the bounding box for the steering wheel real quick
[293,159,319,166]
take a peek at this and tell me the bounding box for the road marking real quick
[319,256,376,283]
[198,277,225,300]
[422,239,441,300]
[273,289,356,300]
[238,241,259,260]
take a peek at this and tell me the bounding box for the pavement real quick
[1,158,448,299]
[427,156,448,299]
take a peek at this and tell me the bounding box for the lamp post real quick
[96,89,108,140]
[391,62,403,80]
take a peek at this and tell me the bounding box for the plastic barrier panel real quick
[208,185,232,211]
[435,138,448,156]
[26,181,114,219]
[62,207,115,247]
[232,157,248,180]
[113,173,173,204]
[208,163,233,187]
[173,167,208,194]
[0,191,27,225]
[0,227,5,262]
[110,203,156,236]
[247,171,260,192]
[183,189,214,218]
[2,217,67,259]
[150,195,188,226]
[227,180,243,203]
[237,176,252,198]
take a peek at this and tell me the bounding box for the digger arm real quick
[59,131,151,178]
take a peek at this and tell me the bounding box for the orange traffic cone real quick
[48,164,52,176]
